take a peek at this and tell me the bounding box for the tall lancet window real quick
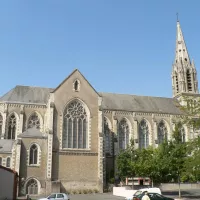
[28,113,40,129]
[175,72,179,93]
[0,114,3,138]
[157,120,168,144]
[104,117,112,155]
[63,100,88,149]
[186,69,192,92]
[180,126,186,143]
[139,119,149,149]
[118,118,129,150]
[29,144,38,165]
[8,114,16,140]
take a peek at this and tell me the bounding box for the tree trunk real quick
[178,175,181,198]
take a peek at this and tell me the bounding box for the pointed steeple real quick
[175,20,190,64]
[172,18,198,97]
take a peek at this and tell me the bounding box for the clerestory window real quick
[8,114,16,140]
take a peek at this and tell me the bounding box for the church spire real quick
[172,18,198,97]
[175,19,190,64]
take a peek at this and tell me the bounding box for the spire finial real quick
[176,13,179,22]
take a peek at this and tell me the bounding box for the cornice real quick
[58,150,98,156]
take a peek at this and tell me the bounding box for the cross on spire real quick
[176,13,179,22]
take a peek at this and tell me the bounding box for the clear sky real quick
[0,0,200,98]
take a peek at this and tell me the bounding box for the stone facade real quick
[0,20,199,197]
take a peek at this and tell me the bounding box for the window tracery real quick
[26,179,38,195]
[118,118,129,150]
[157,120,168,144]
[63,100,88,149]
[139,119,149,149]
[28,113,40,129]
[8,114,16,140]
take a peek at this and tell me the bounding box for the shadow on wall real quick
[52,109,59,181]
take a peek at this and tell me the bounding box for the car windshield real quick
[135,191,143,196]
[48,194,56,198]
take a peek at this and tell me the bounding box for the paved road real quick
[69,190,200,200]
[69,193,124,200]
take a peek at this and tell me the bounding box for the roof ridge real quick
[99,91,173,99]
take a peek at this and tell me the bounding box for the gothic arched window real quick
[157,120,168,144]
[29,144,38,165]
[62,100,88,149]
[8,114,16,140]
[180,127,186,143]
[6,157,10,168]
[139,119,149,149]
[104,117,112,155]
[26,179,38,195]
[0,114,3,138]
[118,118,129,150]
[28,113,40,129]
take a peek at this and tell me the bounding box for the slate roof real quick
[18,127,47,139]
[99,92,183,115]
[0,140,15,153]
[0,85,53,104]
[0,85,183,115]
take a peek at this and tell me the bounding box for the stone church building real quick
[0,20,199,197]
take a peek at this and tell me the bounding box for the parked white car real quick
[38,193,70,200]
[125,187,161,200]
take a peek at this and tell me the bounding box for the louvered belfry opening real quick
[187,69,192,92]
[175,73,179,93]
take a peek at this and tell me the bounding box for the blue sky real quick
[0,1,200,98]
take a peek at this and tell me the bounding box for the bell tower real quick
[172,19,198,98]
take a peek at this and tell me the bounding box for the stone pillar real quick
[153,121,158,148]
[15,139,22,174]
[46,102,54,181]
[132,113,138,149]
[1,104,8,139]
[98,97,103,193]
[170,116,175,140]
[18,106,24,137]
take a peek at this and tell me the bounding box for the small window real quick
[179,49,181,52]
[185,58,187,61]
[6,157,11,168]
[0,157,2,165]
[57,194,64,198]
[73,79,80,92]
